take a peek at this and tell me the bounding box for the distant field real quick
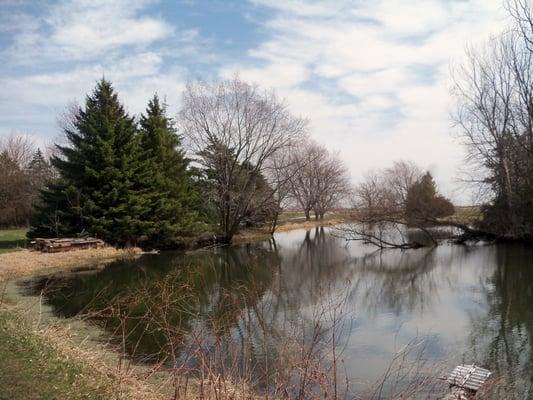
[450,206,482,224]
[454,205,481,216]
[0,229,28,254]
[278,209,353,224]
[279,207,481,226]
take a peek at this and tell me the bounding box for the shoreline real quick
[0,217,346,282]
[0,219,343,400]
[0,244,168,400]
[234,217,345,243]
[0,246,142,282]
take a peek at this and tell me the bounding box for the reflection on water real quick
[19,227,533,398]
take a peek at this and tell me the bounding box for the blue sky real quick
[0,0,509,203]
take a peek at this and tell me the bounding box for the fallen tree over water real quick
[337,215,502,250]
[340,163,507,249]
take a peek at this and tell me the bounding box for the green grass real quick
[0,229,28,254]
[0,310,109,400]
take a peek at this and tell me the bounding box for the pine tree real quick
[405,172,454,222]
[138,94,197,245]
[30,79,153,245]
[28,149,53,190]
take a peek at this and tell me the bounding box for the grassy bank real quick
[0,217,330,400]
[0,309,109,400]
[0,245,164,400]
[0,304,167,400]
[0,228,27,254]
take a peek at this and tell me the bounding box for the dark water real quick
[19,227,533,398]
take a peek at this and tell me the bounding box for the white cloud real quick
[2,0,178,65]
[0,59,186,133]
[47,0,174,59]
[0,0,193,140]
[220,60,310,88]
[224,0,509,203]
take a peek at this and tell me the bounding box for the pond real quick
[18,227,533,398]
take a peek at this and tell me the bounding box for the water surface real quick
[19,227,533,398]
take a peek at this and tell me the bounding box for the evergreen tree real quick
[29,79,153,246]
[138,94,197,245]
[29,181,83,237]
[28,149,53,190]
[405,172,454,223]
[198,143,276,234]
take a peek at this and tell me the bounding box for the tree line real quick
[452,0,533,242]
[0,136,54,227]
[345,160,454,248]
[1,77,351,247]
[341,0,533,248]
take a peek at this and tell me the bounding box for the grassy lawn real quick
[0,229,28,254]
[0,310,108,400]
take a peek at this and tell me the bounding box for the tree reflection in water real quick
[466,244,533,399]
[19,228,533,398]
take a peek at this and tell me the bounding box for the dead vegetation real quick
[0,246,141,282]
[17,264,453,400]
[0,302,167,400]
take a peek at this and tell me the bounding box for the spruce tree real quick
[405,172,454,222]
[30,79,153,246]
[28,149,53,189]
[139,94,196,245]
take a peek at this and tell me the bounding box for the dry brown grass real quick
[275,218,346,232]
[234,218,348,243]
[0,246,142,282]
[38,320,167,400]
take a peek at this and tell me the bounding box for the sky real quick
[0,0,511,204]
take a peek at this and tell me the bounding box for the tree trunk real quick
[502,157,518,233]
[269,212,279,235]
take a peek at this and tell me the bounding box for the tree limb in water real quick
[337,212,500,250]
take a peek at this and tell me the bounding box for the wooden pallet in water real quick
[445,364,491,399]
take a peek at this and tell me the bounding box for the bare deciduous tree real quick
[384,160,423,209]
[340,162,458,249]
[287,141,322,220]
[507,0,533,50]
[0,134,35,168]
[179,77,307,242]
[0,133,51,227]
[312,150,351,220]
[263,144,302,234]
[452,21,533,238]
[287,140,351,221]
